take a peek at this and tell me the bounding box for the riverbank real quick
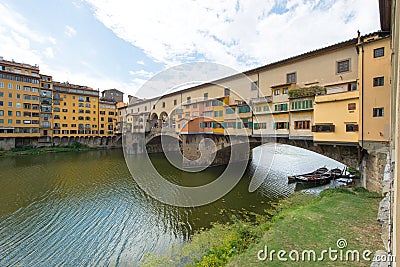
[0,143,121,157]
[143,187,383,266]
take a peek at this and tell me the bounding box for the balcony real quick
[40,123,51,128]
[251,96,272,104]
[288,86,326,99]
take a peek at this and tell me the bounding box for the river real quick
[0,144,344,266]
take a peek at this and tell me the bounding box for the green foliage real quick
[11,146,34,152]
[288,86,326,99]
[69,142,82,149]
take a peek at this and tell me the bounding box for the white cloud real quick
[84,0,380,70]
[0,3,135,101]
[136,60,145,65]
[65,25,77,37]
[44,47,54,59]
[129,69,154,78]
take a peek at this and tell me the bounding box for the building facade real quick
[126,31,390,154]
[0,57,125,149]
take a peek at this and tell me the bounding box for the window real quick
[286,72,296,83]
[212,99,222,106]
[174,99,177,106]
[0,92,3,97]
[8,83,12,89]
[162,102,165,108]
[186,96,191,104]
[337,59,350,73]
[373,77,384,87]
[283,88,289,94]
[16,85,20,90]
[294,121,310,130]
[7,111,12,116]
[274,89,280,96]
[251,81,258,90]
[0,101,3,107]
[346,124,359,132]
[274,103,288,111]
[0,110,3,116]
[8,102,12,107]
[274,122,289,130]
[374,47,384,58]
[348,83,357,91]
[348,103,356,111]
[16,103,21,108]
[62,109,68,112]
[0,82,3,88]
[62,124,68,127]
[291,100,313,110]
[312,124,335,132]
[225,107,235,114]
[8,119,13,124]
[204,93,208,100]
[253,122,267,130]
[224,88,230,96]
[373,107,384,117]
[238,105,251,113]
[17,93,20,99]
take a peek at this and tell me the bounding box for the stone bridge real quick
[123,130,389,192]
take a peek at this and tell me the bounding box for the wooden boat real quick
[288,167,329,183]
[330,167,356,179]
[294,173,332,186]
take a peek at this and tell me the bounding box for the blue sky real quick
[0,0,380,101]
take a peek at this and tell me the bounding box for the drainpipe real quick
[257,72,260,99]
[361,44,364,151]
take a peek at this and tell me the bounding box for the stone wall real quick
[0,136,122,150]
[0,138,15,150]
[361,141,391,193]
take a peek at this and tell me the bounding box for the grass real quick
[142,188,383,267]
[0,142,112,156]
[228,188,382,267]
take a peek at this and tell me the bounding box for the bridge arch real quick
[149,113,159,129]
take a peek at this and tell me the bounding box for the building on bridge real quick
[126,32,391,167]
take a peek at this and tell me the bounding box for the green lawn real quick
[228,188,383,267]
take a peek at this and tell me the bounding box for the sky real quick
[0,0,380,101]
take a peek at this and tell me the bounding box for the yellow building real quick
[52,82,99,137]
[39,74,53,142]
[0,57,41,148]
[357,32,391,145]
[313,90,359,144]
[99,100,118,136]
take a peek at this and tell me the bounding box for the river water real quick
[0,144,344,266]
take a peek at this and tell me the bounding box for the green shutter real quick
[254,123,259,130]
[274,122,277,129]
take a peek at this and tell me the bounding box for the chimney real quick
[128,95,133,103]
[357,30,361,44]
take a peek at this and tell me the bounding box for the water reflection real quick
[0,144,344,266]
